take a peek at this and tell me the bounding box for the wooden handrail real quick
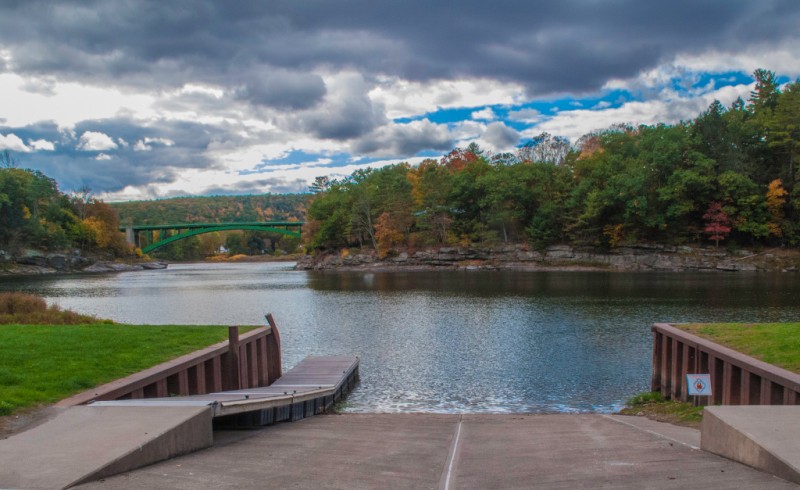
[651,323,800,405]
[58,319,282,406]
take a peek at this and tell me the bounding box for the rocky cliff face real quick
[0,249,167,275]
[296,244,800,273]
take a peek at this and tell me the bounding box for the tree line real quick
[0,153,130,257]
[305,69,800,255]
[0,158,309,261]
[110,194,308,225]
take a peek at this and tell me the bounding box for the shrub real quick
[0,293,102,325]
[0,292,47,315]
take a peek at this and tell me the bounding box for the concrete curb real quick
[0,406,213,489]
[702,406,800,485]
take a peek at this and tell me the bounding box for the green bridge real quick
[121,222,304,254]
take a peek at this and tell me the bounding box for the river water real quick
[2,262,799,413]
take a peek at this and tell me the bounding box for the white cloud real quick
[534,82,754,141]
[180,83,225,98]
[28,139,55,151]
[479,122,520,152]
[604,47,800,101]
[148,137,174,146]
[450,120,487,142]
[507,108,540,123]
[133,137,174,151]
[205,134,350,175]
[370,77,525,119]
[471,107,497,121]
[0,73,156,129]
[95,153,113,161]
[98,156,431,202]
[0,132,31,152]
[674,43,800,80]
[77,131,118,151]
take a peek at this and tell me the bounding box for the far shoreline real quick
[7,244,800,277]
[294,244,800,274]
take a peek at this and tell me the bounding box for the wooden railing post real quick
[227,326,241,390]
[265,314,283,384]
[651,329,662,392]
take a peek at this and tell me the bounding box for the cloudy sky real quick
[1,1,799,201]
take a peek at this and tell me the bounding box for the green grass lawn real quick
[677,322,800,374]
[0,324,253,415]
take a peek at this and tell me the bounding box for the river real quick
[2,262,799,413]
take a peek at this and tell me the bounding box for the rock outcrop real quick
[0,249,167,275]
[296,244,800,273]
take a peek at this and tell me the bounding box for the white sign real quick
[687,374,712,396]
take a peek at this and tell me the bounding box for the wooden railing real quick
[57,315,283,406]
[651,323,800,406]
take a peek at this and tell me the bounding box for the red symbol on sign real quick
[695,380,705,391]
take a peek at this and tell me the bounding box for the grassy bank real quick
[676,322,800,374]
[0,324,250,415]
[618,392,704,427]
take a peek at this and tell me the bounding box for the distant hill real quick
[110,194,310,225]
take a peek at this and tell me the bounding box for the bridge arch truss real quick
[122,222,304,254]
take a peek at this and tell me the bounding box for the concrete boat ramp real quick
[78,413,798,489]
[1,354,799,488]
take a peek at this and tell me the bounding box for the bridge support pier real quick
[125,226,135,248]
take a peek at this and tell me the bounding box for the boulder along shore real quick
[0,249,166,276]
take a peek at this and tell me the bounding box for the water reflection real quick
[2,264,800,413]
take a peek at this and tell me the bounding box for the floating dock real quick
[93,355,359,426]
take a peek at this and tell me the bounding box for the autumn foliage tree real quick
[0,165,134,257]
[374,212,405,257]
[766,178,787,238]
[703,202,732,248]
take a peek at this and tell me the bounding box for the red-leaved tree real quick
[703,202,732,248]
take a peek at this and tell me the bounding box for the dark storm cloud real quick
[1,0,798,196]
[291,74,387,140]
[482,122,520,149]
[1,1,797,97]
[354,121,453,157]
[234,70,327,110]
[5,117,233,193]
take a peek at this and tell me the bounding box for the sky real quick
[1,1,799,202]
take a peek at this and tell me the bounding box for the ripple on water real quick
[3,264,800,413]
